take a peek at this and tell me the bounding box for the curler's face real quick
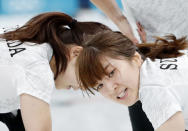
[94,52,142,106]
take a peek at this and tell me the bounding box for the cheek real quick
[100,91,114,100]
[60,68,73,85]
[66,66,79,86]
[100,87,117,100]
[65,63,74,78]
[99,87,110,96]
[59,74,67,85]
[118,65,138,88]
[64,71,74,83]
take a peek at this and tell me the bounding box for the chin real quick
[127,101,137,107]
[127,99,139,107]
[120,99,138,107]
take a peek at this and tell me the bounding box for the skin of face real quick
[51,45,83,90]
[96,52,143,106]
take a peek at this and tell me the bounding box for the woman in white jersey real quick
[76,31,188,131]
[0,12,111,131]
[90,0,188,130]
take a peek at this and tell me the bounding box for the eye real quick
[97,83,104,91]
[109,69,115,78]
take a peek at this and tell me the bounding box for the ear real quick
[69,46,83,60]
[131,51,143,67]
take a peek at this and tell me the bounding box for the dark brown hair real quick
[0,12,111,79]
[77,31,188,93]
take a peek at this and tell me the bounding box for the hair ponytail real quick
[137,35,188,60]
[3,12,74,42]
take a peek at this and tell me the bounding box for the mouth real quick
[117,88,128,100]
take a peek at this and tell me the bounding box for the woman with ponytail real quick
[0,12,111,131]
[88,0,188,130]
[76,31,188,131]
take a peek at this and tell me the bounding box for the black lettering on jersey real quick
[160,59,178,70]
[9,48,26,57]
[2,26,27,57]
[160,64,177,70]
[7,41,23,48]
[6,40,26,57]
[160,59,177,63]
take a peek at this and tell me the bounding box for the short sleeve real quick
[16,61,55,104]
[139,87,182,130]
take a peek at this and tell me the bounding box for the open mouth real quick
[117,88,128,99]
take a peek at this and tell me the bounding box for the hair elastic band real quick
[68,19,77,29]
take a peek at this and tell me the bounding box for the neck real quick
[49,55,56,77]
[49,56,63,89]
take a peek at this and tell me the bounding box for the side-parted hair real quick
[0,12,111,79]
[77,31,188,94]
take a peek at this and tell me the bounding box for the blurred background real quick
[0,0,134,130]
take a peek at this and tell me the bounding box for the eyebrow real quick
[104,63,110,70]
[94,63,110,84]
[95,64,110,85]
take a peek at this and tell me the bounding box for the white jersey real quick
[0,27,55,113]
[123,0,188,42]
[139,50,188,130]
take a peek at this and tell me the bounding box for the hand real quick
[90,0,139,44]
[116,17,139,44]
[137,22,147,43]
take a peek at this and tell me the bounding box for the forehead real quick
[101,56,126,68]
[100,56,113,68]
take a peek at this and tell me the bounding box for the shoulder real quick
[25,42,53,62]
[139,86,182,130]
[140,58,165,87]
[16,61,55,104]
[140,55,188,88]
[40,43,53,62]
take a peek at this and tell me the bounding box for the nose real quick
[103,79,117,91]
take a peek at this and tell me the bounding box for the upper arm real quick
[90,0,123,21]
[16,58,54,131]
[20,94,52,131]
[156,111,185,131]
